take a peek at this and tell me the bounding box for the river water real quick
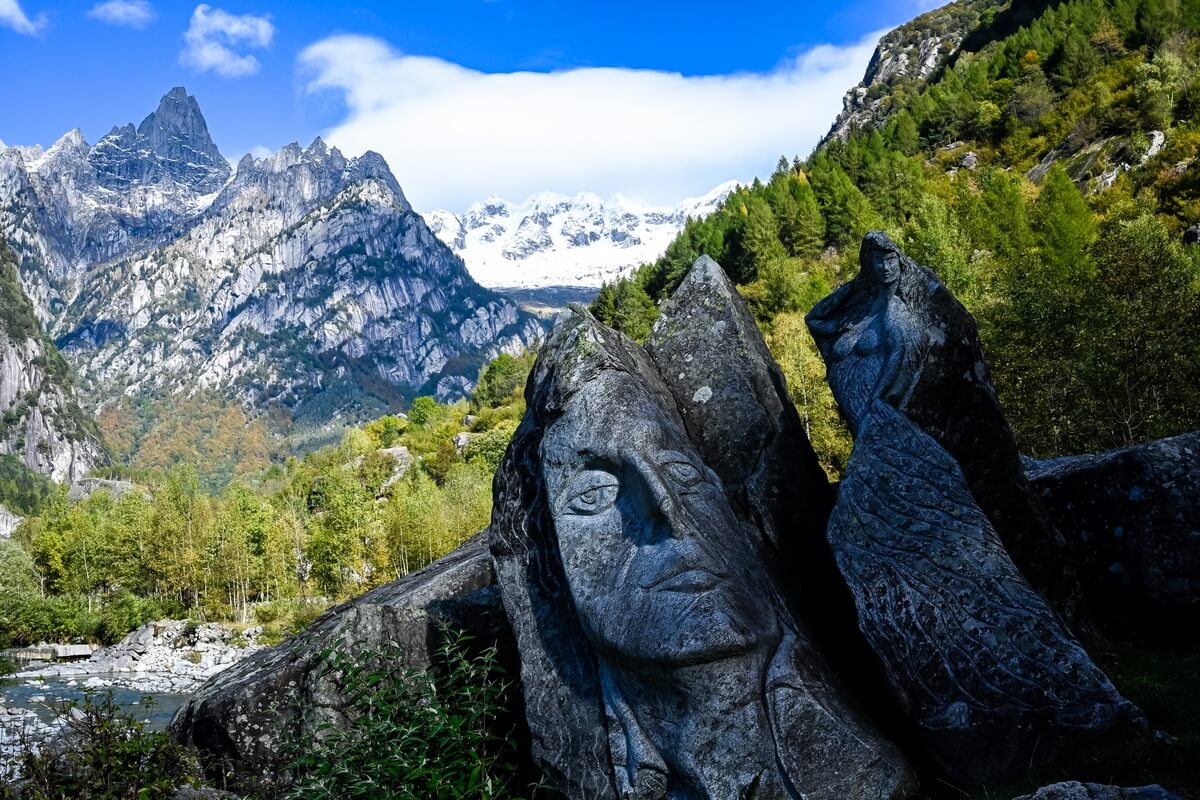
[1,674,189,730]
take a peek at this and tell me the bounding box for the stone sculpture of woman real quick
[805,231,925,435]
[490,309,914,800]
[806,233,1138,786]
[807,231,1079,614]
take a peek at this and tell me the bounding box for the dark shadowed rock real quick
[490,308,914,799]
[827,399,1136,787]
[645,254,835,556]
[170,534,509,792]
[807,231,1077,614]
[1013,782,1182,800]
[644,255,912,759]
[1026,431,1200,637]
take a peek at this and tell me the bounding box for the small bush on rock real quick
[4,690,200,799]
[284,629,525,800]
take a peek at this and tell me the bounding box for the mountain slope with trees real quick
[595,0,1200,470]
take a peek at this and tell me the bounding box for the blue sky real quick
[0,0,940,210]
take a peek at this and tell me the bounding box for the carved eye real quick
[561,470,619,516]
[662,459,703,488]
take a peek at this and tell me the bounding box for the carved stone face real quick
[871,249,901,285]
[542,371,777,666]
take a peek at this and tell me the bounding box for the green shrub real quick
[284,628,525,800]
[464,422,518,474]
[6,690,200,799]
[97,591,165,645]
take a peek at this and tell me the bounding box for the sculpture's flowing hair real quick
[488,307,683,799]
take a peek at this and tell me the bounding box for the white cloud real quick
[299,33,882,211]
[0,0,46,35]
[181,4,274,78]
[88,0,154,28]
[249,145,272,159]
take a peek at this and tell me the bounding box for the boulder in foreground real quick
[171,534,508,792]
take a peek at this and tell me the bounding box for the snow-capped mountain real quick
[0,88,542,460]
[423,181,738,290]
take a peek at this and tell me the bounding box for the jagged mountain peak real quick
[83,86,231,194]
[224,140,407,212]
[53,128,89,151]
[137,87,217,156]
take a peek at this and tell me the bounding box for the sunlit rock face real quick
[0,240,105,482]
[489,306,914,800]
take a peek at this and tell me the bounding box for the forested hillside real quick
[0,352,533,647]
[595,0,1200,473]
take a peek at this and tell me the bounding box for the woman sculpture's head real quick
[542,368,776,665]
[860,230,904,286]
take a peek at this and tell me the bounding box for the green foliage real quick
[592,278,659,342]
[464,422,518,473]
[364,415,407,448]
[284,628,524,800]
[592,0,1200,466]
[98,391,282,493]
[0,238,42,344]
[407,396,439,427]
[3,690,200,799]
[472,351,535,411]
[0,238,101,448]
[1,351,526,645]
[0,454,53,517]
[765,313,854,480]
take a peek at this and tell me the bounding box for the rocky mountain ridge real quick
[823,0,1005,143]
[423,181,737,290]
[0,88,542,447]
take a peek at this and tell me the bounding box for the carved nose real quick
[643,469,688,539]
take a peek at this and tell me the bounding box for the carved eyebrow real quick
[655,449,700,466]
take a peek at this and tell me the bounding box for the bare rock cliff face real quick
[1,88,542,429]
[0,240,106,482]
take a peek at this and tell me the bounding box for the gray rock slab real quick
[170,533,508,793]
[491,308,914,799]
[646,255,834,556]
[1014,782,1182,800]
[1026,430,1200,637]
[827,399,1136,787]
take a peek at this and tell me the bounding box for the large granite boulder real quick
[645,254,835,556]
[1013,782,1182,800]
[490,308,914,799]
[171,534,510,793]
[1026,431,1200,637]
[827,399,1137,786]
[807,232,1075,611]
